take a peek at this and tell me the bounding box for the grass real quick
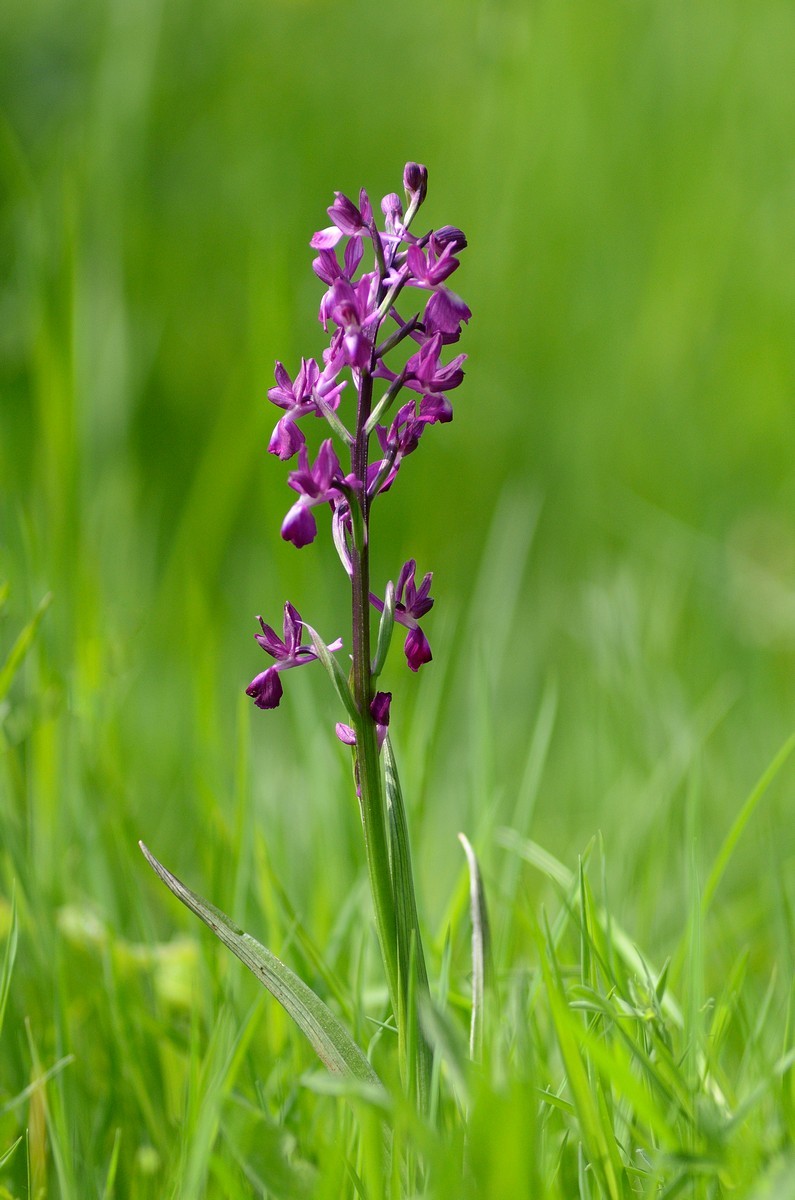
[2,0,795,1194]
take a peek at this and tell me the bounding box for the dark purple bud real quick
[433,225,468,253]
[370,691,392,726]
[403,162,428,208]
[381,192,404,236]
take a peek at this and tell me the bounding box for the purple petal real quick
[310,226,344,250]
[344,236,364,279]
[335,722,357,746]
[282,602,303,656]
[246,667,284,709]
[370,691,392,726]
[268,416,305,460]
[396,560,416,604]
[312,249,341,284]
[404,626,432,672]
[254,614,286,659]
[424,289,471,342]
[281,501,317,548]
[328,192,363,235]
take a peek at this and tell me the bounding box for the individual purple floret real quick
[370,560,434,672]
[267,358,346,461]
[246,602,342,709]
[281,440,352,548]
[310,188,374,249]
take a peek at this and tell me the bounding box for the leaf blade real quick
[139,842,382,1088]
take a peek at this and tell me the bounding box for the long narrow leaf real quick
[0,592,52,702]
[701,731,795,917]
[139,843,381,1087]
[383,737,431,1112]
[458,832,492,1062]
[371,581,395,679]
[0,886,17,1038]
[303,625,359,722]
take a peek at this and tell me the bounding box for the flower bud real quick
[403,162,428,210]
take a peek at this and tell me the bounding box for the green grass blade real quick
[458,833,493,1063]
[0,1135,23,1169]
[0,886,18,1038]
[0,592,52,702]
[701,731,795,918]
[139,843,382,1087]
[537,931,625,1200]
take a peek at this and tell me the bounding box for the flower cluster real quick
[247,163,468,711]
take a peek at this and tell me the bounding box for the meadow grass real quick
[2,0,795,1195]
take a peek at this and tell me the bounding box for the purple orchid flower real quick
[327,276,380,369]
[310,188,374,249]
[267,358,346,460]
[370,560,434,671]
[404,333,465,402]
[406,234,461,289]
[246,602,343,709]
[282,440,351,548]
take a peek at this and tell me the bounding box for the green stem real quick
[350,368,399,1019]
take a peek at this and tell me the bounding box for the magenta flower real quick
[311,188,374,249]
[327,276,379,369]
[370,561,434,672]
[246,602,343,709]
[267,358,346,460]
[282,440,350,548]
[405,333,466,399]
[406,235,461,289]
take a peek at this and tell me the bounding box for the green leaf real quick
[139,843,382,1087]
[537,930,626,1200]
[0,887,17,1039]
[0,1136,22,1170]
[383,736,431,1112]
[0,591,52,703]
[701,731,795,918]
[457,832,493,1062]
[418,993,470,1110]
[303,624,358,722]
[371,581,395,679]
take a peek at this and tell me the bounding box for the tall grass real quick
[2,0,795,1194]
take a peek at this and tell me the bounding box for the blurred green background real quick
[2,0,795,1188]
[3,0,795,931]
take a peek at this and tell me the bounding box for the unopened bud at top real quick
[403,162,428,213]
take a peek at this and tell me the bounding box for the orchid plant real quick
[141,164,487,1138]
